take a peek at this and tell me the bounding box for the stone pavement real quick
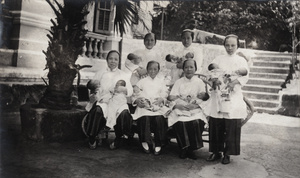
[0,111,299,178]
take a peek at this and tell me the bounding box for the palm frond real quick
[114,0,136,35]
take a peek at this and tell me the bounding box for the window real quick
[94,0,113,34]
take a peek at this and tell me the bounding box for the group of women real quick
[84,30,249,164]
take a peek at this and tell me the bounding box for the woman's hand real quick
[185,103,200,110]
[226,79,240,92]
[135,97,146,108]
[173,104,188,111]
[136,67,148,78]
[168,95,179,101]
[153,97,164,106]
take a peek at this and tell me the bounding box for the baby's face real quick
[236,68,248,76]
[176,58,184,69]
[185,52,194,59]
[169,55,177,63]
[115,81,125,88]
[132,56,141,65]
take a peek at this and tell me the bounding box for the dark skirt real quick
[208,117,242,155]
[85,103,133,139]
[136,115,168,147]
[85,104,106,138]
[173,119,205,150]
[113,109,133,138]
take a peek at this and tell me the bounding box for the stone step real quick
[254,51,293,56]
[243,91,280,100]
[249,72,288,80]
[249,98,280,108]
[252,61,290,68]
[252,56,292,62]
[254,107,278,114]
[242,84,281,93]
[247,78,285,86]
[250,66,289,74]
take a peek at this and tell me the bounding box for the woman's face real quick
[144,34,156,50]
[107,52,119,70]
[181,32,193,48]
[183,60,196,79]
[147,63,159,79]
[224,37,238,55]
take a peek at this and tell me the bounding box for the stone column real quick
[10,0,55,68]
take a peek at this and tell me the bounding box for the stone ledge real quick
[20,104,87,142]
[0,66,95,86]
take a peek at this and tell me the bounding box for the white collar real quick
[106,67,118,72]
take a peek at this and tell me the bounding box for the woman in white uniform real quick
[205,34,249,164]
[86,50,133,150]
[168,59,207,160]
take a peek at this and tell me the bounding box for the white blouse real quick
[132,76,169,120]
[168,76,207,126]
[92,67,133,118]
[204,53,249,119]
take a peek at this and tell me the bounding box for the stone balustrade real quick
[82,32,108,59]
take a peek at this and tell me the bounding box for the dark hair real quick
[106,50,120,62]
[127,53,137,61]
[86,80,100,91]
[144,33,157,44]
[181,29,194,41]
[182,59,197,71]
[223,34,240,48]
[207,64,214,71]
[117,80,126,87]
[146,60,160,71]
[165,54,172,62]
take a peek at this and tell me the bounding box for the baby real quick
[185,52,194,60]
[85,79,101,112]
[170,91,208,117]
[132,85,161,112]
[106,80,129,129]
[165,54,178,63]
[207,63,248,113]
[126,53,147,86]
[169,57,184,87]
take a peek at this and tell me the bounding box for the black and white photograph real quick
[0,0,299,177]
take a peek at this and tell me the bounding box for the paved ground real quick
[1,111,300,178]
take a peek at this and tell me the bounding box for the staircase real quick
[242,51,292,114]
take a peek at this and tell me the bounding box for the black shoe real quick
[179,148,188,159]
[109,138,121,150]
[187,149,197,160]
[206,153,222,161]
[221,155,230,164]
[89,138,97,150]
[89,137,97,150]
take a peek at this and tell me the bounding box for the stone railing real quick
[82,32,107,59]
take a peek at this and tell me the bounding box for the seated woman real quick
[132,61,169,155]
[85,50,133,150]
[168,59,207,160]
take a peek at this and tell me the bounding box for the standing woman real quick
[205,34,249,164]
[133,33,164,68]
[175,29,204,74]
[125,33,165,83]
[87,50,133,150]
[168,59,207,159]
